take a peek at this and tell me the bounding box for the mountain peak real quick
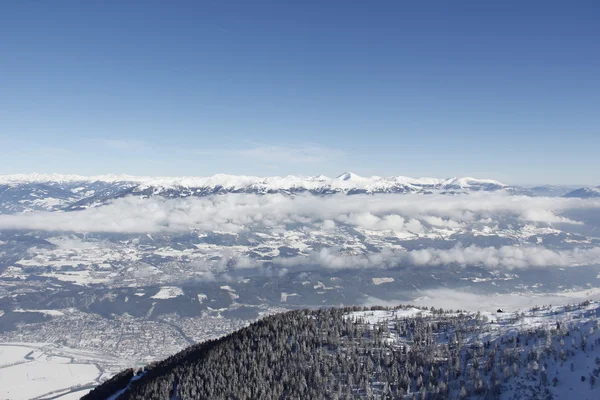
[336,172,364,181]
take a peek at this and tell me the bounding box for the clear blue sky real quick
[0,1,598,184]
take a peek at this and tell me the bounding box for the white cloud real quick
[1,193,599,270]
[363,287,600,312]
[273,245,600,270]
[0,191,586,233]
[406,245,600,269]
[408,288,600,312]
[0,192,596,234]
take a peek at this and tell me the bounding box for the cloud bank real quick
[269,245,600,270]
[364,287,600,312]
[0,193,595,233]
[1,193,599,270]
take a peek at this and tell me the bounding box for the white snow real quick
[0,345,33,366]
[13,309,65,316]
[372,277,395,285]
[280,292,298,302]
[346,308,431,325]
[0,173,146,184]
[26,197,64,209]
[150,286,184,299]
[441,176,506,188]
[0,344,101,400]
[40,271,111,286]
[314,281,334,290]
[555,287,600,298]
[220,286,239,300]
[336,172,371,182]
[0,172,509,194]
[347,301,600,399]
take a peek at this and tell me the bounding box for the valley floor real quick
[0,342,128,400]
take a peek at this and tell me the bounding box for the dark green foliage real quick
[84,303,592,400]
[81,368,134,400]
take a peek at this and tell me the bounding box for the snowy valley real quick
[0,174,599,398]
[83,300,600,399]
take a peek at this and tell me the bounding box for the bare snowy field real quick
[0,343,130,400]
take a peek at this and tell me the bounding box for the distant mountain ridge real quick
[0,173,596,214]
[0,173,511,213]
[0,172,506,190]
[564,186,600,199]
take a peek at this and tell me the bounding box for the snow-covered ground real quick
[409,287,600,312]
[280,292,299,302]
[372,277,395,285]
[150,286,184,299]
[346,307,432,325]
[489,302,600,399]
[13,309,65,316]
[346,301,600,399]
[0,343,106,400]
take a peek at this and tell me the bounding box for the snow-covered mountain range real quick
[564,186,600,199]
[0,172,507,191]
[0,173,509,213]
[0,173,597,213]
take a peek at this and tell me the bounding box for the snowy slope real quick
[0,172,506,191]
[349,301,600,399]
[527,185,579,197]
[87,300,600,400]
[564,187,600,199]
[0,180,139,213]
[0,173,148,185]
[0,172,509,200]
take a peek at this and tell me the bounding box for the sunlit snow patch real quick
[220,286,239,300]
[372,277,394,285]
[13,309,65,316]
[280,292,298,302]
[150,286,184,299]
[346,307,431,325]
[0,344,102,400]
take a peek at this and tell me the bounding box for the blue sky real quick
[0,1,598,185]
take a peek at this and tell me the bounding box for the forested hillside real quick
[84,302,600,400]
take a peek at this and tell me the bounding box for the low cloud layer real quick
[364,287,600,312]
[1,193,599,270]
[270,245,600,270]
[0,193,596,233]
